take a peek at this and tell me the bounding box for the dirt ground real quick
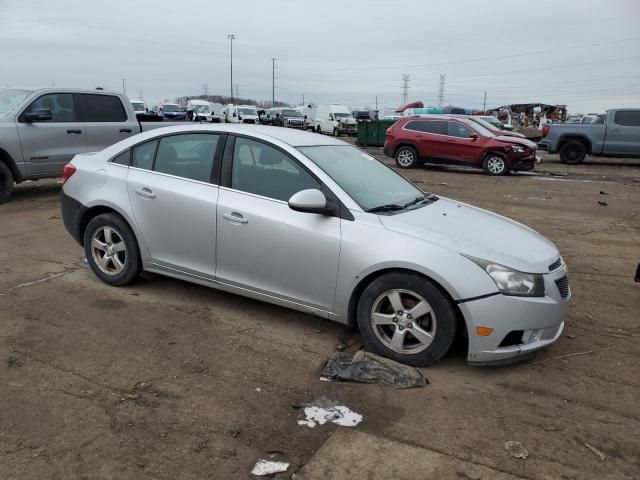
[0,150,638,479]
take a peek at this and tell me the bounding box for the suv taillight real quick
[62,164,76,183]
[542,125,550,138]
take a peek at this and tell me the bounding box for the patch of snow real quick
[297,405,363,428]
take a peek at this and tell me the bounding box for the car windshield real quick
[0,88,33,115]
[193,105,210,113]
[334,113,351,119]
[131,102,145,111]
[298,145,430,212]
[465,120,495,138]
[163,104,180,112]
[481,116,502,128]
[473,117,501,131]
[238,107,257,115]
[282,109,301,117]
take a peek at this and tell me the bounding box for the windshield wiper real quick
[402,195,427,208]
[367,203,406,213]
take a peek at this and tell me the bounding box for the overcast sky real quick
[1,0,639,113]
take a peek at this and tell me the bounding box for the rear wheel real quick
[0,161,14,204]
[483,154,508,175]
[395,146,418,168]
[357,272,457,366]
[316,124,322,134]
[559,140,587,164]
[83,213,141,286]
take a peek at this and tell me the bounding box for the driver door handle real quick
[120,128,133,133]
[67,129,82,134]
[223,212,248,224]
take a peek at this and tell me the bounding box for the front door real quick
[442,120,485,165]
[126,132,223,276]
[605,110,640,154]
[16,92,86,177]
[216,136,341,311]
[78,93,138,151]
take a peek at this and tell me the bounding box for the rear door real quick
[126,132,224,276]
[605,111,640,154]
[77,93,138,152]
[16,92,86,177]
[403,120,448,161]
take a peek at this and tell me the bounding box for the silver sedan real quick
[60,125,571,366]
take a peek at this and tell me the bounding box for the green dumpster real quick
[356,120,397,147]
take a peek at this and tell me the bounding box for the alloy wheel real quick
[487,156,506,174]
[397,149,414,167]
[90,226,127,275]
[370,289,436,354]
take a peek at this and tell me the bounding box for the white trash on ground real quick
[251,459,289,476]
[297,405,363,428]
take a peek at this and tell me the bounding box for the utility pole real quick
[302,93,305,106]
[203,83,209,97]
[121,78,126,95]
[139,90,144,101]
[437,74,446,108]
[272,58,277,107]
[483,91,487,112]
[234,84,239,100]
[401,74,410,104]
[228,34,235,103]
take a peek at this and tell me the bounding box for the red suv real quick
[384,115,539,175]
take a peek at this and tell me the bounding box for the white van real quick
[308,104,357,136]
[187,99,214,122]
[130,99,146,116]
[224,104,259,124]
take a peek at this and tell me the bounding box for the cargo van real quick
[224,104,259,124]
[307,104,357,136]
[130,99,146,116]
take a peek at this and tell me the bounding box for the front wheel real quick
[483,154,508,175]
[357,273,457,366]
[559,140,587,165]
[316,124,322,134]
[395,146,418,168]
[333,128,340,137]
[0,161,14,204]
[83,213,141,286]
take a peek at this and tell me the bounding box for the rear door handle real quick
[223,212,248,224]
[67,129,82,134]
[120,128,133,133]
[135,187,156,199]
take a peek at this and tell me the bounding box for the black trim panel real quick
[60,191,85,245]
[455,292,500,304]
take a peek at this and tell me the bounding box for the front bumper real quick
[460,269,571,365]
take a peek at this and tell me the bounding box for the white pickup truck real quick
[0,88,189,202]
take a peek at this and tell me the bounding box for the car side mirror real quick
[288,189,331,215]
[469,133,479,140]
[24,108,53,122]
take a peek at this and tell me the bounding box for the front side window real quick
[448,122,474,138]
[132,140,157,170]
[154,134,219,182]
[299,145,425,211]
[80,94,127,122]
[232,137,319,201]
[22,93,77,122]
[613,111,640,127]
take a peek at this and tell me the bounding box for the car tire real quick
[483,154,508,175]
[316,124,322,134]
[333,128,340,137]
[357,272,457,367]
[83,213,141,287]
[0,161,14,204]
[395,146,418,169]
[559,140,587,165]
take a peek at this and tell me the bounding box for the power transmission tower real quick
[139,90,144,101]
[203,84,209,97]
[234,84,239,100]
[401,74,410,104]
[272,58,277,107]
[437,74,446,107]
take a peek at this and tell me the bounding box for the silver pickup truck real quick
[538,108,640,164]
[0,88,186,202]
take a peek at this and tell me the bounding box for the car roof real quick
[136,124,346,147]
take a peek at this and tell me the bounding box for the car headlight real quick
[511,145,527,153]
[463,255,545,297]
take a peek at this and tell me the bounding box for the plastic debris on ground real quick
[320,351,427,389]
[505,440,529,460]
[251,459,289,476]
[293,396,363,428]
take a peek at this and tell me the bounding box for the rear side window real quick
[448,122,474,138]
[21,93,77,122]
[132,140,157,170]
[111,150,130,166]
[79,94,127,122]
[404,120,447,135]
[154,134,219,183]
[613,111,640,127]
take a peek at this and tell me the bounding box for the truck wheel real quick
[316,125,322,134]
[333,128,340,137]
[483,154,508,175]
[0,161,14,204]
[395,146,418,168]
[559,140,587,165]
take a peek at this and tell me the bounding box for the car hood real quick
[495,135,537,149]
[378,197,559,273]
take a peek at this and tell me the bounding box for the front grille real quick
[555,275,570,299]
[548,258,562,271]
